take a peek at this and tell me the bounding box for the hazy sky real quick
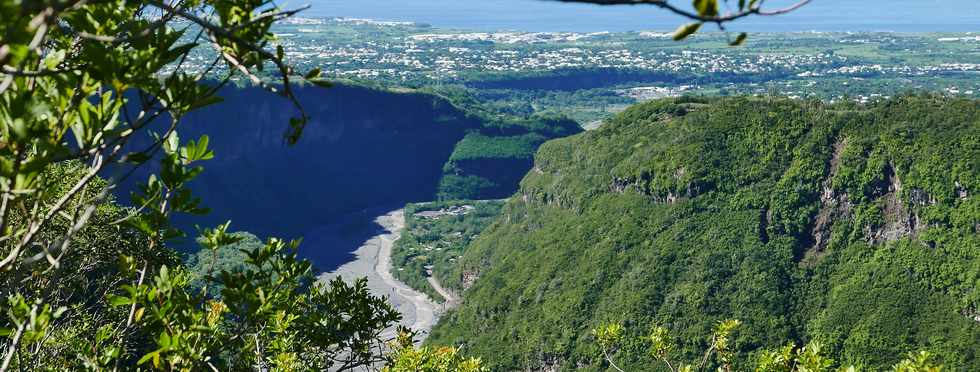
[285,0,980,32]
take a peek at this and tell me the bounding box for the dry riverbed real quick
[317,208,441,341]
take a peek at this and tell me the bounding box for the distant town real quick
[173,17,980,123]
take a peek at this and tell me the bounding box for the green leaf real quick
[42,49,65,70]
[195,135,213,161]
[310,78,334,88]
[673,23,702,41]
[188,95,223,111]
[106,295,133,307]
[730,32,748,46]
[164,131,180,154]
[304,67,321,80]
[158,331,171,347]
[126,216,157,236]
[137,351,157,365]
[123,152,151,164]
[693,0,718,17]
[286,117,307,144]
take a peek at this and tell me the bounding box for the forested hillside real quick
[428,96,980,370]
[121,84,578,259]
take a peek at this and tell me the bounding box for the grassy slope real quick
[428,96,980,371]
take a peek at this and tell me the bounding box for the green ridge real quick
[428,95,980,371]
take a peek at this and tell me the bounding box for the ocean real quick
[295,0,979,33]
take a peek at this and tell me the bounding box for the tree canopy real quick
[0,1,412,370]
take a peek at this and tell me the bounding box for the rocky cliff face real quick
[173,85,478,241]
[118,84,577,268]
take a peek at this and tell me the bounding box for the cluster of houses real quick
[169,18,980,101]
[413,205,475,219]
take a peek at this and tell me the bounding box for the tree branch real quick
[0,65,72,77]
[148,0,310,142]
[0,323,25,372]
[226,5,312,32]
[554,0,811,24]
[603,348,626,372]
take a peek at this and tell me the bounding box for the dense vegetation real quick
[440,134,549,199]
[591,319,944,372]
[0,0,477,369]
[3,0,865,369]
[424,87,582,200]
[429,96,979,371]
[466,67,792,92]
[448,134,548,162]
[391,200,505,301]
[185,232,263,294]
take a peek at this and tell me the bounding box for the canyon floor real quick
[316,208,443,341]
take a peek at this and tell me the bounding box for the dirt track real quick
[427,275,460,306]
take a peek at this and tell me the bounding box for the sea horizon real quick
[294,0,980,33]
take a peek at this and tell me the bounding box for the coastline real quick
[316,208,442,341]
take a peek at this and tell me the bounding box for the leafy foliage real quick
[0,1,410,370]
[438,175,501,201]
[110,226,402,371]
[594,320,943,372]
[384,331,487,372]
[449,133,548,162]
[185,231,262,294]
[558,0,811,43]
[429,96,980,371]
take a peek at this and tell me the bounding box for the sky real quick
[284,0,980,33]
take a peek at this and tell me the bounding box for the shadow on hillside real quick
[297,205,398,273]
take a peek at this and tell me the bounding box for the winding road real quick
[427,275,460,307]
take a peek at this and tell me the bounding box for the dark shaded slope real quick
[429,96,980,370]
[174,84,477,241]
[467,68,793,91]
[118,84,579,270]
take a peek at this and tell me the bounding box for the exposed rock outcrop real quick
[461,269,480,290]
[803,138,852,264]
[866,164,932,245]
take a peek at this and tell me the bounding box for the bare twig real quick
[555,0,812,24]
[0,5,56,93]
[0,323,25,372]
[0,159,100,270]
[111,260,148,372]
[71,11,174,43]
[0,65,72,77]
[0,187,11,240]
[148,0,310,140]
[22,187,106,267]
[602,349,627,372]
[697,338,719,372]
[227,5,312,32]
